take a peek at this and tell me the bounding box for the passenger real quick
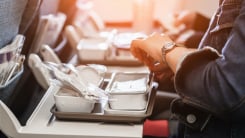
[131,0,245,137]
[154,10,210,92]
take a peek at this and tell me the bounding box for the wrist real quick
[161,42,182,65]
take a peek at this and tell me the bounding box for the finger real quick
[150,62,169,72]
[143,55,155,66]
[154,69,174,81]
[130,39,150,62]
[142,56,167,73]
[130,40,143,59]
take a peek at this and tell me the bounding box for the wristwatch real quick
[161,41,177,64]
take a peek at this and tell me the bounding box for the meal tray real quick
[50,83,157,123]
[78,58,143,66]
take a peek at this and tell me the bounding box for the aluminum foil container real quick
[77,38,110,61]
[54,87,96,113]
[106,72,152,110]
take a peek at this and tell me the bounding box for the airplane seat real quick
[0,101,22,138]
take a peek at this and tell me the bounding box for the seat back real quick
[0,100,22,138]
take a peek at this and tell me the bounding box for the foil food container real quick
[106,72,152,110]
[54,87,96,113]
[77,38,110,61]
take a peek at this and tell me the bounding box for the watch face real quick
[165,42,175,49]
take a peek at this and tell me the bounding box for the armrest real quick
[150,91,180,120]
[156,90,180,100]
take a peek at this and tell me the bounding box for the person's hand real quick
[150,61,174,82]
[166,10,198,45]
[130,33,174,65]
[130,33,174,83]
[172,10,197,29]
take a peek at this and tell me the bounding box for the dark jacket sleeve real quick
[174,0,245,121]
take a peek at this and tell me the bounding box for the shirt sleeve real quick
[174,0,245,118]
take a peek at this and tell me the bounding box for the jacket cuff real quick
[175,46,221,99]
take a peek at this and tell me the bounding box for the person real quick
[151,10,210,92]
[131,0,245,137]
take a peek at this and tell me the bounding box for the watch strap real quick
[161,42,184,66]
